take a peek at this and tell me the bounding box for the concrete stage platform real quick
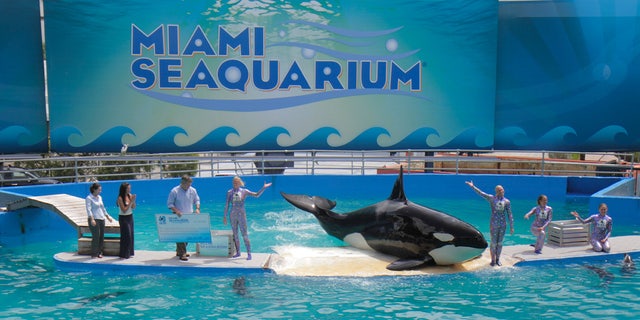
[54,251,274,275]
[503,235,640,266]
[54,236,640,277]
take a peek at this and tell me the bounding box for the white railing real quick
[0,150,637,183]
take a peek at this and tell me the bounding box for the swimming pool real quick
[1,192,639,319]
[2,172,640,318]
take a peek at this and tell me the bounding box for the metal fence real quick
[0,150,638,183]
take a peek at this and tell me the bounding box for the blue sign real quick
[44,0,498,152]
[0,0,47,153]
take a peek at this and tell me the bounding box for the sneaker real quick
[247,253,252,260]
[496,260,502,266]
[490,261,496,267]
[232,252,241,258]
[179,255,189,261]
[534,250,542,254]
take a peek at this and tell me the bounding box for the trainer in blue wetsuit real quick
[571,203,613,253]
[466,181,514,267]
[223,176,272,260]
[524,194,552,254]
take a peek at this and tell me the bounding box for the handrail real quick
[0,150,637,183]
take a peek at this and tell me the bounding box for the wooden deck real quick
[7,194,121,255]
[6,193,120,237]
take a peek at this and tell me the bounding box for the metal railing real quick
[0,150,637,183]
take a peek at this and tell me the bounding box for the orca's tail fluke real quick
[388,165,407,203]
[280,192,337,216]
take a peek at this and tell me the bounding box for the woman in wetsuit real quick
[466,181,514,267]
[223,176,272,260]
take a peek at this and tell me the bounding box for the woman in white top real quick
[117,182,136,259]
[86,182,113,258]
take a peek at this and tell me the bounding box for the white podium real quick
[197,230,236,257]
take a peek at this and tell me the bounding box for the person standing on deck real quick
[86,182,113,259]
[524,194,553,254]
[167,175,200,261]
[117,182,136,259]
[571,203,612,253]
[465,181,514,266]
[223,176,272,260]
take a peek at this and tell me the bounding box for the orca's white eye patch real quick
[434,233,454,242]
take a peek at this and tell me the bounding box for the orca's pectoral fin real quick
[280,192,316,213]
[386,257,434,271]
[312,196,336,211]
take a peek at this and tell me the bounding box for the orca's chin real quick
[429,246,486,265]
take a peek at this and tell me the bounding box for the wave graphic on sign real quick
[0,125,47,153]
[50,125,489,152]
[495,125,638,150]
[51,123,640,152]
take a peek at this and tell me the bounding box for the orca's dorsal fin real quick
[388,166,407,203]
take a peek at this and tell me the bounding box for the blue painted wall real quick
[3,173,577,205]
[591,179,640,226]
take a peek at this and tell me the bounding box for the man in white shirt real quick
[167,175,201,261]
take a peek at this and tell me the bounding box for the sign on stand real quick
[155,213,212,243]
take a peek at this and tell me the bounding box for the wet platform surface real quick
[54,251,274,275]
[503,235,640,265]
[54,236,640,277]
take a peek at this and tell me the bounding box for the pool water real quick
[1,197,639,319]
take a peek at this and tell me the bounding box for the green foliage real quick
[93,160,150,181]
[161,159,199,178]
[13,153,154,182]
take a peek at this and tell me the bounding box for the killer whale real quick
[280,167,488,270]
